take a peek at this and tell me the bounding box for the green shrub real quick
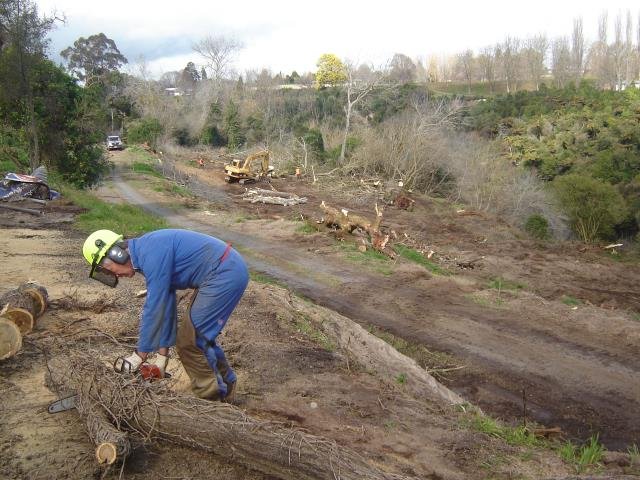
[326,136,360,162]
[524,214,550,239]
[553,174,629,242]
[172,127,196,147]
[561,295,582,306]
[200,125,226,147]
[0,159,17,173]
[127,118,164,147]
[558,435,604,473]
[302,128,325,162]
[224,101,245,150]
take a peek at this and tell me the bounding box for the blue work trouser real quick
[187,249,248,398]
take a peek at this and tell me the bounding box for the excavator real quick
[223,150,272,183]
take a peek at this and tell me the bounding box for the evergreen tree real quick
[223,100,244,150]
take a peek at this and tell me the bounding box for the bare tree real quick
[159,71,179,88]
[523,35,548,90]
[414,57,428,84]
[388,53,416,84]
[456,49,475,93]
[426,55,439,82]
[637,10,640,80]
[571,17,585,84]
[611,12,625,89]
[339,60,388,164]
[192,35,243,84]
[477,46,496,92]
[552,37,572,88]
[625,10,634,84]
[590,11,611,87]
[348,97,463,192]
[437,55,456,83]
[499,36,522,93]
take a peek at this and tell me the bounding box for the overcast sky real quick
[38,0,640,78]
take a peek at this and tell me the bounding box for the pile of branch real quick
[0,282,48,359]
[320,201,395,256]
[47,353,413,480]
[242,188,307,206]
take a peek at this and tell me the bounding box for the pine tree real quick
[223,100,244,150]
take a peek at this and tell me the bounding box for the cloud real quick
[40,0,640,78]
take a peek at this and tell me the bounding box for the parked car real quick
[106,135,124,150]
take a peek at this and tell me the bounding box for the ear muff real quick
[106,242,130,265]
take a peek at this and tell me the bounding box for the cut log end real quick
[0,317,23,360]
[2,308,34,335]
[20,284,48,317]
[95,442,118,465]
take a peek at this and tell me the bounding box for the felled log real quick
[249,188,295,198]
[244,195,308,206]
[320,201,372,233]
[243,188,307,206]
[0,317,22,360]
[0,203,43,215]
[0,289,38,334]
[47,356,412,480]
[320,202,395,257]
[19,282,48,317]
[282,291,465,408]
[0,283,48,335]
[46,376,131,465]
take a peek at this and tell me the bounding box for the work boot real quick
[223,379,236,403]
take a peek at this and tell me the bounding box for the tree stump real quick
[0,317,22,360]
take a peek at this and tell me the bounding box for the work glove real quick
[114,351,144,374]
[140,354,169,380]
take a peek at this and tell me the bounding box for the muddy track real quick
[111,169,640,450]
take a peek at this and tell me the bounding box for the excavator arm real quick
[225,150,270,182]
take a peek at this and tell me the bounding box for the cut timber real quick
[249,188,296,198]
[320,201,395,257]
[45,369,131,465]
[320,201,372,233]
[48,356,413,480]
[19,282,48,317]
[0,289,38,334]
[243,188,307,206]
[0,317,22,360]
[0,203,43,215]
[86,409,130,465]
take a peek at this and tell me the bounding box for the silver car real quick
[106,135,124,150]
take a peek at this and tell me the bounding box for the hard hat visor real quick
[89,256,118,288]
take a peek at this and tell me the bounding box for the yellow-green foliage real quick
[315,53,347,88]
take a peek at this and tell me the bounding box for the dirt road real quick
[108,152,640,450]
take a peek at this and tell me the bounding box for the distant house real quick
[164,87,182,97]
[276,84,308,90]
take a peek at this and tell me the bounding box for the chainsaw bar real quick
[48,394,78,414]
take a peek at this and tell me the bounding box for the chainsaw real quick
[113,356,172,381]
[48,362,171,414]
